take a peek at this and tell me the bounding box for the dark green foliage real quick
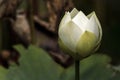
[0,45,120,80]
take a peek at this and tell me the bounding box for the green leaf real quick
[61,54,119,80]
[110,72,120,80]
[0,45,120,80]
[109,65,120,80]
[80,54,113,80]
[0,66,8,80]
[7,45,63,80]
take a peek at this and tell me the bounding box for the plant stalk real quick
[75,60,80,80]
[27,0,36,44]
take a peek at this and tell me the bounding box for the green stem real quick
[27,0,36,44]
[75,60,80,80]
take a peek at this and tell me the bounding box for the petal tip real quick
[70,8,79,13]
[87,11,96,19]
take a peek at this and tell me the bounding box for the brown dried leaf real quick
[11,13,31,43]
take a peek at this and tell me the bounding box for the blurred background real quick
[0,0,120,68]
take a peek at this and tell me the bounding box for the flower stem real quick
[75,60,80,80]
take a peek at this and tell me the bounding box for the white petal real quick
[92,12,102,45]
[70,8,79,19]
[59,21,83,52]
[87,11,95,19]
[59,12,71,29]
[85,12,100,38]
[72,11,89,32]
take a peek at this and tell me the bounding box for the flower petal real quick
[85,12,100,38]
[58,38,75,58]
[76,31,97,57]
[59,21,82,52]
[72,11,89,32]
[92,12,102,46]
[70,8,79,19]
[59,12,71,29]
[87,11,95,19]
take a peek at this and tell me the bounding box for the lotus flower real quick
[58,8,102,59]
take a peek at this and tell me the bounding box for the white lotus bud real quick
[58,8,102,60]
